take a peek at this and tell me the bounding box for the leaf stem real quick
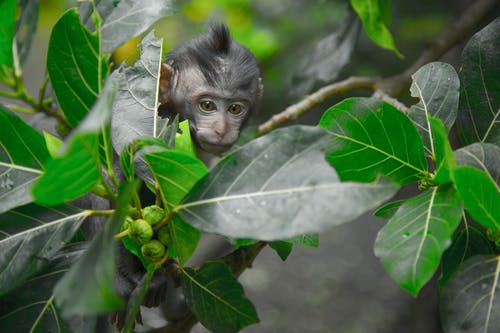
[114,229,129,240]
[88,209,115,216]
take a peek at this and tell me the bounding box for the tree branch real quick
[257,0,499,136]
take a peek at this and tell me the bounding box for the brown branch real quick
[257,0,499,136]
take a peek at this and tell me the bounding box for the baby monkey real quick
[159,23,263,156]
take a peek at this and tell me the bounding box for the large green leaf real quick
[454,143,500,186]
[15,0,39,65]
[54,181,139,317]
[440,217,495,286]
[319,97,428,185]
[177,125,398,241]
[374,185,462,296]
[0,243,96,332]
[441,255,500,333]
[0,204,88,295]
[349,0,401,57]
[181,261,259,333]
[0,108,50,213]
[430,117,456,183]
[47,8,108,128]
[79,0,176,52]
[32,77,118,206]
[453,166,500,231]
[457,18,500,146]
[0,0,15,84]
[408,62,460,156]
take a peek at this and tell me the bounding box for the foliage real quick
[0,1,498,333]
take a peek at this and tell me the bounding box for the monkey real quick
[158,23,263,161]
[106,23,264,330]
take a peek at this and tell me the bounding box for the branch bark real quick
[257,0,499,136]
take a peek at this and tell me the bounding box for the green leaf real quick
[350,0,402,57]
[0,243,97,332]
[177,125,398,241]
[0,204,88,295]
[119,137,169,181]
[0,0,16,84]
[181,261,259,333]
[440,218,495,286]
[168,214,201,266]
[145,150,208,209]
[408,62,460,156]
[269,241,293,261]
[47,8,108,128]
[79,0,177,52]
[454,143,500,186]
[440,255,500,333]
[285,234,319,248]
[15,0,39,65]
[32,77,118,206]
[0,108,49,213]
[373,199,405,219]
[457,18,500,146]
[54,181,139,317]
[374,185,462,296]
[43,131,63,157]
[453,166,500,231]
[319,97,428,185]
[430,117,456,183]
[174,120,198,158]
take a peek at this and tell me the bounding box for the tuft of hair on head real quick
[208,23,231,55]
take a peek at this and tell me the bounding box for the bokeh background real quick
[19,1,500,332]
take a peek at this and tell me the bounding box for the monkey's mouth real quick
[198,140,234,155]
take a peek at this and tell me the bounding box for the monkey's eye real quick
[199,100,216,112]
[228,104,243,115]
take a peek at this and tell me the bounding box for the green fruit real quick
[121,216,134,232]
[142,205,165,225]
[141,240,166,263]
[157,225,171,246]
[128,219,153,245]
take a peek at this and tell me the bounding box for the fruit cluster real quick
[123,205,170,263]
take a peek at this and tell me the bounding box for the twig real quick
[257,0,499,135]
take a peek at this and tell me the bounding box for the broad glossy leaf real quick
[0,204,88,295]
[145,151,208,209]
[0,243,96,332]
[441,255,500,333]
[374,185,462,296]
[430,117,456,183]
[54,181,139,317]
[350,0,401,57]
[457,18,500,146]
[408,62,460,155]
[291,13,360,96]
[119,137,169,181]
[181,261,259,333]
[440,219,495,286]
[453,166,500,231]
[455,143,500,186]
[286,234,319,248]
[0,0,15,84]
[319,98,428,185]
[111,31,167,185]
[79,0,176,52]
[177,125,398,241]
[374,199,405,220]
[15,0,39,65]
[0,108,49,213]
[269,241,293,261]
[47,8,109,127]
[32,78,119,205]
[168,214,200,266]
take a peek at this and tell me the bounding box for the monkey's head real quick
[161,24,262,155]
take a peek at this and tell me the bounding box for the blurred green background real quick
[25,1,499,332]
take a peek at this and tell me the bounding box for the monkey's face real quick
[172,67,257,155]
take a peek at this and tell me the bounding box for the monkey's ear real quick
[158,62,176,118]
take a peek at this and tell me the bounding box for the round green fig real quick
[128,219,153,245]
[157,225,171,246]
[141,240,166,263]
[142,205,165,225]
